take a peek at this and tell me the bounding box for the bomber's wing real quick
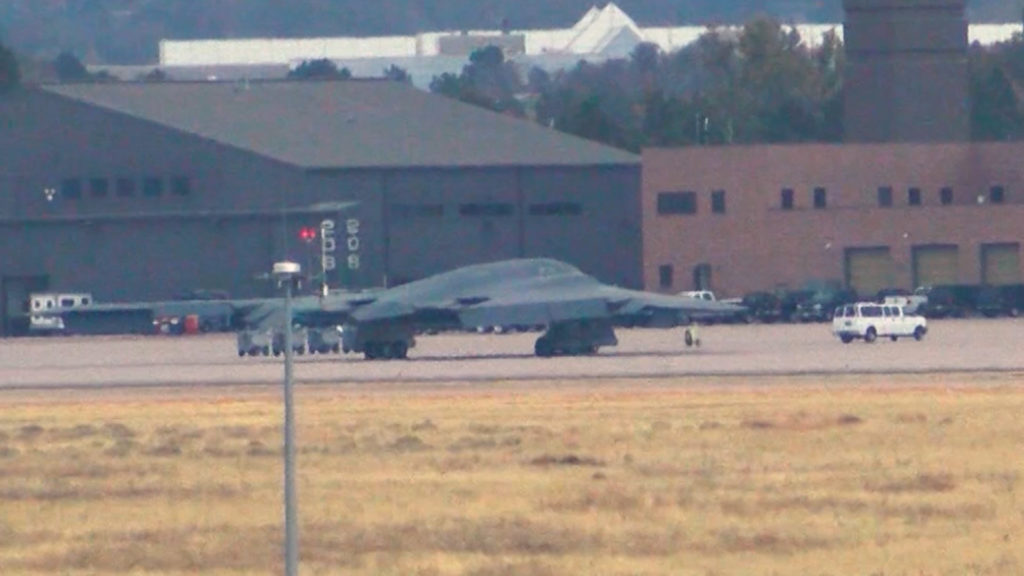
[454,284,743,330]
[44,298,276,334]
[45,291,377,335]
[289,292,378,328]
[602,286,745,325]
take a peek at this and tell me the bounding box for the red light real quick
[299,227,317,243]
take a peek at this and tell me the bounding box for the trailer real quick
[28,292,93,334]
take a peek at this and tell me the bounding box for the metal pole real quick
[283,275,298,576]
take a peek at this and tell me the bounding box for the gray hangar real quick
[0,80,640,335]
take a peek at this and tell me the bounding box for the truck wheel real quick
[864,327,877,343]
[913,326,925,341]
[840,334,853,344]
[890,335,898,342]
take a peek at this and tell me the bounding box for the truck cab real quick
[680,290,716,302]
[832,302,927,344]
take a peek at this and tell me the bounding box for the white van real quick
[29,292,93,333]
[832,302,927,344]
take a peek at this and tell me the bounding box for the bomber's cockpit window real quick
[537,260,578,277]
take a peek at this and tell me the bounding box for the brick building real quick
[643,143,1024,298]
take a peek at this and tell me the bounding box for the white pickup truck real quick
[832,302,927,344]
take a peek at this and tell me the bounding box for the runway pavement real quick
[1,318,1021,391]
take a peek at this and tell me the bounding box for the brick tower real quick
[843,0,969,142]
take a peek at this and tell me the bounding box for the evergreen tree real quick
[0,41,19,92]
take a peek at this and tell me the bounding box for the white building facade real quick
[152,3,1021,87]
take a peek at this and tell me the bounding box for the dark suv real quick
[916,284,980,318]
[794,287,859,322]
[976,284,1024,318]
[740,291,784,323]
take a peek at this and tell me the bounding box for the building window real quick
[116,177,135,197]
[171,176,191,197]
[781,188,794,210]
[877,186,893,207]
[908,187,922,206]
[711,190,726,214]
[89,178,109,198]
[60,178,82,200]
[391,203,444,218]
[459,203,513,217]
[940,187,953,205]
[658,264,673,289]
[143,177,163,198]
[656,191,697,215]
[528,202,583,216]
[990,185,1005,204]
[813,187,827,209]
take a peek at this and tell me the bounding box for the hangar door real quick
[844,247,894,298]
[913,245,959,287]
[981,243,1021,285]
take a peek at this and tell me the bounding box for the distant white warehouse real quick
[155,3,1022,87]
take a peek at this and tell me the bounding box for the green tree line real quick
[3,17,1024,147]
[432,19,1024,149]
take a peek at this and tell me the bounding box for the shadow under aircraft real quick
[49,258,744,360]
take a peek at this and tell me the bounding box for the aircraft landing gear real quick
[344,323,414,360]
[684,325,701,348]
[534,319,617,357]
[363,340,411,360]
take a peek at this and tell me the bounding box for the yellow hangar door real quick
[913,245,959,287]
[845,247,894,298]
[981,243,1022,285]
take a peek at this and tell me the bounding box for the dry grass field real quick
[2,373,1023,575]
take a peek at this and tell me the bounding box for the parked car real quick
[975,284,1024,317]
[877,287,928,315]
[915,284,981,318]
[774,288,815,322]
[740,291,784,323]
[794,287,858,322]
[832,302,927,344]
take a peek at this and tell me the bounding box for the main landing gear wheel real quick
[534,337,554,358]
[391,340,409,359]
[363,341,409,360]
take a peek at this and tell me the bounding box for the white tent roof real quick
[158,3,1021,73]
